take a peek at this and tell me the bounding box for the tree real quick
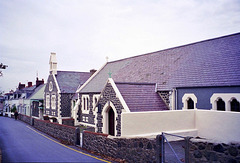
[0,63,8,77]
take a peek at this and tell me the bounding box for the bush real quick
[11,106,16,113]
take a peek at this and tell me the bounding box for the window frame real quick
[182,93,197,110]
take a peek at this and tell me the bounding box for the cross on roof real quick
[108,71,112,78]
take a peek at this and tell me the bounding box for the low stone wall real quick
[18,114,31,124]
[34,119,76,145]
[83,131,156,162]
[189,139,240,162]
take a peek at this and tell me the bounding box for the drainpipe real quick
[172,89,176,110]
[172,88,177,110]
[175,88,178,110]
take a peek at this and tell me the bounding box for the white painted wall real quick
[122,110,240,143]
[121,110,196,137]
[196,110,240,143]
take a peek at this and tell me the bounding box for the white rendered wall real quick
[196,110,240,143]
[121,110,196,136]
[122,110,240,143]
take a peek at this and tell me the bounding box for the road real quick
[0,116,110,162]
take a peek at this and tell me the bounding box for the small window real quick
[187,98,194,109]
[51,95,56,109]
[83,98,86,110]
[49,81,53,92]
[46,94,50,109]
[87,98,89,110]
[182,93,197,110]
[217,98,225,111]
[231,99,240,112]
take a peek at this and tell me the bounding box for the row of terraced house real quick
[3,33,240,144]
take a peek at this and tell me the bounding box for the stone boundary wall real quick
[189,139,240,162]
[17,114,77,145]
[83,131,157,162]
[18,114,31,124]
[34,118,76,145]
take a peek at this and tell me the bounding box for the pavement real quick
[0,116,110,163]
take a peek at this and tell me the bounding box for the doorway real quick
[108,107,115,136]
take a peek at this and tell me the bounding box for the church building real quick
[75,33,240,136]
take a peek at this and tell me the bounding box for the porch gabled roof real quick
[116,82,169,112]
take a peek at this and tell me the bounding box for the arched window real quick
[231,99,240,112]
[83,98,85,110]
[217,98,225,111]
[108,107,115,136]
[182,94,197,110]
[187,98,194,109]
[87,98,89,110]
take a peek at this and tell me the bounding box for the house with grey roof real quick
[3,78,44,117]
[28,84,46,119]
[44,53,91,125]
[75,32,240,136]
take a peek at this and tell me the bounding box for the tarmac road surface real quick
[0,116,109,162]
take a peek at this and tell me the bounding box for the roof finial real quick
[106,56,109,62]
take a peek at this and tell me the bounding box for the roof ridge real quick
[57,70,90,73]
[108,32,240,64]
[115,82,155,85]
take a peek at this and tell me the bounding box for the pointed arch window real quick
[83,97,86,110]
[46,94,50,109]
[108,107,115,136]
[87,98,89,110]
[187,98,194,109]
[231,99,240,112]
[217,98,225,111]
[182,94,197,110]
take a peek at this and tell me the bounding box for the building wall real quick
[97,83,124,136]
[196,110,240,143]
[122,110,196,137]
[60,93,74,117]
[122,110,240,144]
[77,93,96,125]
[44,74,59,117]
[177,86,240,110]
[32,101,40,117]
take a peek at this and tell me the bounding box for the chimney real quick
[49,52,57,75]
[28,82,33,87]
[36,78,44,87]
[90,69,97,76]
[18,82,25,90]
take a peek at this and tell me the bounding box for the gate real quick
[156,132,192,163]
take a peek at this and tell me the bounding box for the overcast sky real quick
[0,0,240,92]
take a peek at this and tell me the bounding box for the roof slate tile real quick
[56,71,91,93]
[116,83,169,112]
[80,33,240,93]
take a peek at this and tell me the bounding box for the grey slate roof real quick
[80,32,240,93]
[116,82,169,112]
[28,84,46,100]
[56,71,91,93]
